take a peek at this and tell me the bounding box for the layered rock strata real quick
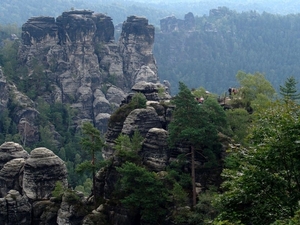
[17,10,160,136]
[0,142,68,224]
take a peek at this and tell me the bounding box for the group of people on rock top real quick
[195,87,238,104]
[195,91,210,104]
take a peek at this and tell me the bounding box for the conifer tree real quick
[279,76,300,102]
[76,122,104,206]
[168,82,226,207]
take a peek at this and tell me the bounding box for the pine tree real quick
[168,82,226,207]
[279,76,300,102]
[76,122,104,206]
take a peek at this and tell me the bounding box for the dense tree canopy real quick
[215,100,300,225]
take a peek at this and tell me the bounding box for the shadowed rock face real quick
[0,190,32,225]
[141,128,169,171]
[23,147,68,200]
[0,142,69,225]
[0,67,9,113]
[0,158,25,197]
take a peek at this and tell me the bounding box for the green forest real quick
[2,6,300,224]
[154,7,300,94]
[50,74,300,225]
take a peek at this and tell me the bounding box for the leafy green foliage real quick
[116,162,168,224]
[75,178,92,197]
[114,130,143,164]
[166,154,192,189]
[235,71,276,112]
[215,100,300,225]
[52,181,65,200]
[188,188,219,225]
[271,210,300,225]
[225,108,250,144]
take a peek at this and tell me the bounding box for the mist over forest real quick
[1,0,300,26]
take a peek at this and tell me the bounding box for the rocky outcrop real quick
[131,81,171,101]
[122,107,162,137]
[160,12,195,33]
[0,142,69,224]
[141,128,169,171]
[23,147,68,200]
[0,142,29,170]
[119,16,158,86]
[0,158,25,197]
[0,190,32,225]
[17,10,160,136]
[0,67,9,113]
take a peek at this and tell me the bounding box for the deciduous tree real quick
[215,100,300,225]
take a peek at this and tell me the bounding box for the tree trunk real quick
[191,145,197,208]
[92,149,96,207]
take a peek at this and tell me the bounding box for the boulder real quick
[0,142,29,170]
[122,107,162,137]
[141,128,169,171]
[23,147,68,200]
[0,190,32,225]
[0,158,26,197]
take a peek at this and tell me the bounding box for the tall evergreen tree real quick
[279,76,300,102]
[76,122,104,206]
[168,82,226,207]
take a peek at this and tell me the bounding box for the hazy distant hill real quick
[2,0,300,27]
[154,7,300,94]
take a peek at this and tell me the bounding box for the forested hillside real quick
[155,7,300,94]
[2,0,300,27]
[2,5,300,224]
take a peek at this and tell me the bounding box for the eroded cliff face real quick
[0,142,68,225]
[16,10,159,140]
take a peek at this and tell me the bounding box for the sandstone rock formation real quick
[140,128,169,171]
[23,147,68,200]
[160,12,195,33]
[0,142,69,224]
[0,142,29,170]
[17,10,160,137]
[0,67,9,113]
[0,190,32,225]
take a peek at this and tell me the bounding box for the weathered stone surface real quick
[22,16,58,46]
[0,158,25,197]
[122,107,162,137]
[0,190,32,225]
[141,128,169,171]
[17,11,160,134]
[119,16,158,87]
[131,81,172,101]
[0,67,9,112]
[106,85,127,106]
[32,200,60,225]
[160,12,195,33]
[23,147,68,200]
[0,142,29,170]
[57,191,87,225]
